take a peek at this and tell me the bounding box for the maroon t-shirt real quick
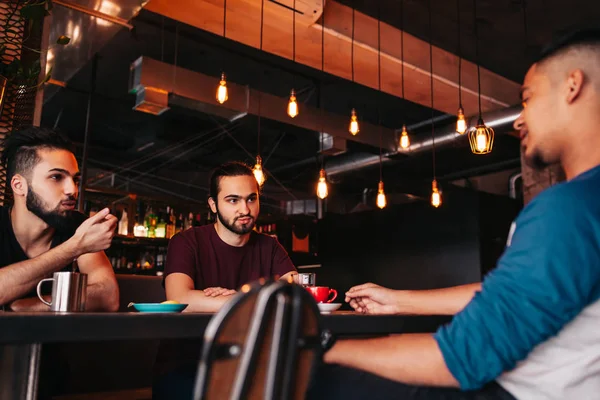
[155,224,295,376]
[164,224,295,289]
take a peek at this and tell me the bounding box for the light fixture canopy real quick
[317,168,328,199]
[216,72,228,104]
[431,179,442,208]
[349,108,360,135]
[287,89,298,118]
[468,117,494,154]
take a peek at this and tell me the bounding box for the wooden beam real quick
[145,0,520,116]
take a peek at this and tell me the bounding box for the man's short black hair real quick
[208,161,258,201]
[1,126,74,182]
[537,28,600,65]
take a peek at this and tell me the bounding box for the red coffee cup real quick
[306,286,337,303]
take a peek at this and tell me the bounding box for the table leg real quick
[0,343,42,400]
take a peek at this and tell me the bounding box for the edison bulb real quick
[456,107,467,134]
[399,124,410,149]
[476,130,488,152]
[349,108,360,135]
[287,89,298,118]
[431,180,442,208]
[317,169,328,199]
[376,181,387,209]
[216,72,228,104]
[253,156,266,186]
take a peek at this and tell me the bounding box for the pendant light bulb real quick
[431,179,442,208]
[287,89,298,118]
[253,155,266,186]
[376,181,387,209]
[399,124,410,149]
[216,72,228,104]
[456,106,467,134]
[317,169,328,199]
[349,108,360,135]
[468,118,495,155]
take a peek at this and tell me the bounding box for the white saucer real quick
[317,303,342,313]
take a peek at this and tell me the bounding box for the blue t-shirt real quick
[435,164,600,391]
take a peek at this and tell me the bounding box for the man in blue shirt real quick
[310,29,600,400]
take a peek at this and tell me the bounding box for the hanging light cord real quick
[400,0,405,100]
[320,3,325,170]
[429,0,435,180]
[258,0,265,155]
[351,2,355,83]
[223,0,227,37]
[378,3,382,182]
[292,0,296,63]
[522,0,529,57]
[292,0,296,90]
[474,0,482,117]
[457,0,462,106]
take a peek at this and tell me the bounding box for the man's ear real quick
[208,197,217,214]
[565,69,585,104]
[11,174,28,198]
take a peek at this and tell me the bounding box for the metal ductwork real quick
[44,0,149,102]
[129,56,249,121]
[325,105,523,177]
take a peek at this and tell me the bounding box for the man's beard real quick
[216,207,255,235]
[523,145,551,171]
[26,188,75,232]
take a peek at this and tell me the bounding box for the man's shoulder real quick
[525,176,599,217]
[171,224,213,243]
[251,231,281,249]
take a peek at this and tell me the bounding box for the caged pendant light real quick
[467,0,494,154]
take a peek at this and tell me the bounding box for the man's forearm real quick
[0,239,81,305]
[85,280,119,312]
[397,283,481,315]
[176,290,233,313]
[324,334,459,388]
[9,296,51,312]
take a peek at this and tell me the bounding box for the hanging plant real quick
[0,0,70,88]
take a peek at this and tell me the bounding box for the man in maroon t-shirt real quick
[153,162,297,399]
[164,161,297,312]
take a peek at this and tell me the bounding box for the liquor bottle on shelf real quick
[118,209,128,236]
[184,212,193,230]
[175,213,184,235]
[155,212,167,238]
[166,207,176,239]
[193,213,202,227]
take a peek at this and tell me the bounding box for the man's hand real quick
[203,287,236,297]
[71,208,117,256]
[345,283,401,314]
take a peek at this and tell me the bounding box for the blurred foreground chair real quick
[193,280,322,400]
